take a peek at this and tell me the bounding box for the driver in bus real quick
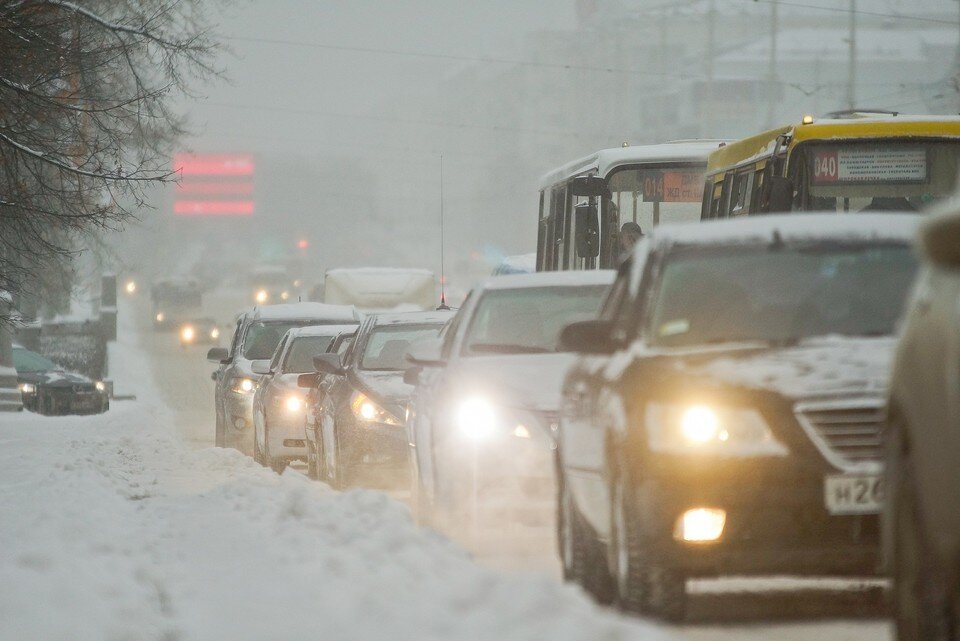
[619,222,643,258]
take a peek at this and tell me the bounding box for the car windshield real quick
[648,241,918,348]
[282,335,336,373]
[463,285,609,355]
[243,321,313,360]
[12,347,59,373]
[360,324,443,371]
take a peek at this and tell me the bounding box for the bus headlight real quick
[457,397,496,440]
[645,403,788,456]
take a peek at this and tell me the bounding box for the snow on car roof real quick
[250,302,360,322]
[538,140,727,190]
[646,213,920,250]
[325,267,433,276]
[480,270,616,291]
[370,310,456,326]
[285,323,358,339]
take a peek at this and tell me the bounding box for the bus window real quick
[536,190,548,271]
[607,166,704,232]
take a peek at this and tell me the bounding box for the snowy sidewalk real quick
[0,320,655,641]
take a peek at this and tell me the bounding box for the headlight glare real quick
[645,403,787,456]
[457,397,496,440]
[255,289,268,304]
[180,325,195,342]
[231,377,255,394]
[210,327,220,340]
[350,392,401,426]
[19,383,35,394]
[95,381,106,393]
[285,396,303,412]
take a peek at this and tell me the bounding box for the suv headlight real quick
[230,377,256,394]
[350,391,401,426]
[19,383,35,394]
[645,403,788,456]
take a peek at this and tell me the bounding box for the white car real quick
[251,324,359,472]
[405,270,615,533]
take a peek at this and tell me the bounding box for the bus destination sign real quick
[812,146,927,185]
[642,170,704,203]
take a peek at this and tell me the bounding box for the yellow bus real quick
[701,112,960,219]
[537,140,725,271]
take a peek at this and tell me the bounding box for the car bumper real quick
[266,413,309,459]
[339,419,409,486]
[634,466,881,577]
[224,392,254,430]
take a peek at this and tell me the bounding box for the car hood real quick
[448,352,577,412]
[19,369,94,387]
[667,336,895,401]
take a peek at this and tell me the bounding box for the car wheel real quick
[558,475,614,604]
[610,469,686,622]
[893,462,953,641]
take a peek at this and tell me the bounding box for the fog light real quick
[675,508,726,543]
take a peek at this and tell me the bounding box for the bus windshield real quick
[802,140,960,212]
[607,165,705,231]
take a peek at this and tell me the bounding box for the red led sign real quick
[173,153,255,217]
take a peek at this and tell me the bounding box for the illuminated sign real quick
[173,153,255,216]
[812,146,928,185]
[642,170,704,203]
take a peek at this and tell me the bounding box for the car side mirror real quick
[206,347,229,363]
[403,365,422,385]
[297,373,320,388]
[922,210,960,268]
[250,359,272,375]
[313,353,345,376]
[574,202,600,259]
[405,338,445,367]
[766,175,793,213]
[559,319,618,354]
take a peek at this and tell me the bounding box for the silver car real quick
[886,208,960,641]
[208,303,360,455]
[251,324,358,472]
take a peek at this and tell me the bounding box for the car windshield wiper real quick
[468,343,551,354]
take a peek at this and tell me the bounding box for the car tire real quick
[610,468,686,622]
[558,475,614,604]
[893,460,954,641]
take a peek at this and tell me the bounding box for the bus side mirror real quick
[767,176,793,213]
[574,202,600,259]
[569,176,608,198]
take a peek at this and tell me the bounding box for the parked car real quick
[207,303,360,455]
[251,324,358,472]
[404,271,614,532]
[885,208,960,641]
[307,310,453,488]
[556,214,920,621]
[302,329,357,479]
[13,344,109,415]
[178,317,221,347]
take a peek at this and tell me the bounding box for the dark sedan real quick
[13,345,109,415]
[308,310,453,489]
[557,214,920,621]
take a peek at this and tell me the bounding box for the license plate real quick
[824,474,884,515]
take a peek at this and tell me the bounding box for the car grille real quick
[795,398,885,471]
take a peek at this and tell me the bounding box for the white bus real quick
[536,140,726,271]
[322,268,436,312]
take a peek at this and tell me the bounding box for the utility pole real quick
[765,0,779,128]
[705,0,716,135]
[846,0,857,110]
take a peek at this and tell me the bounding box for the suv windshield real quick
[360,324,443,371]
[243,321,313,360]
[463,285,609,355]
[649,241,918,348]
[282,335,336,373]
[12,347,59,373]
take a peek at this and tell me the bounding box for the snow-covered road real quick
[0,305,894,640]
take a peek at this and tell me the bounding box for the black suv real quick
[556,214,920,621]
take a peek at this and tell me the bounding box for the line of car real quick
[206,209,959,634]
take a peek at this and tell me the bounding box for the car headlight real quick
[280,290,290,301]
[125,280,137,295]
[457,397,497,440]
[645,403,788,456]
[255,289,268,304]
[155,312,165,323]
[350,391,401,426]
[210,327,220,340]
[95,381,106,393]
[180,325,195,342]
[19,383,35,394]
[285,396,304,413]
[231,377,255,394]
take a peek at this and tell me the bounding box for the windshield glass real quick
[12,348,59,373]
[243,321,313,360]
[282,335,335,373]
[804,141,960,211]
[606,165,705,231]
[360,324,443,371]
[649,242,918,348]
[463,285,609,355]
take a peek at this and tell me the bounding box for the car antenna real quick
[436,152,451,311]
[770,229,785,250]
